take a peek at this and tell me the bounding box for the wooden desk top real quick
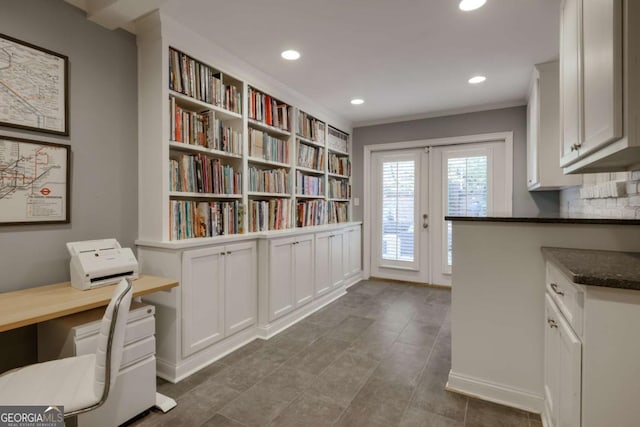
[0,275,178,333]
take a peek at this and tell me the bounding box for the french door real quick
[369,140,510,286]
[370,149,429,283]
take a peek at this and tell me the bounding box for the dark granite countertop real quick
[445,214,640,225]
[541,247,640,290]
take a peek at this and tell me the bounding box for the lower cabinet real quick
[181,241,257,358]
[316,230,345,295]
[345,225,362,277]
[544,294,581,427]
[267,234,315,322]
[544,259,640,427]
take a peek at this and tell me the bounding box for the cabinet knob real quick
[227,251,231,255]
[550,283,564,296]
[547,318,558,328]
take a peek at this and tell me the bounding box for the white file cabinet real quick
[38,302,156,427]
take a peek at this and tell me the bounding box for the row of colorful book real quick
[297,111,325,143]
[169,48,242,114]
[248,88,290,131]
[249,167,290,194]
[169,200,242,240]
[248,129,289,163]
[296,172,324,196]
[328,179,351,199]
[297,143,324,170]
[170,97,242,154]
[328,153,351,176]
[248,199,293,232]
[169,154,242,194]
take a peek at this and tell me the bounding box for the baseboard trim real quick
[369,276,451,289]
[256,286,347,339]
[446,370,544,414]
[156,326,259,383]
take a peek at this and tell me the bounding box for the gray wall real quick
[351,106,559,220]
[0,0,137,371]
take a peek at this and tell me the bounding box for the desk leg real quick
[155,392,177,413]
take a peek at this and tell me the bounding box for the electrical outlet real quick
[354,198,360,206]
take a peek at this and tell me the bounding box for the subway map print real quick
[0,34,67,134]
[0,136,69,224]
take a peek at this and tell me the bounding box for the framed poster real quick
[0,135,70,225]
[0,33,69,135]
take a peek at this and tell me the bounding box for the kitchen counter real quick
[541,247,640,290]
[445,214,640,225]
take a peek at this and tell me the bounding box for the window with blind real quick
[381,160,415,262]
[446,155,488,266]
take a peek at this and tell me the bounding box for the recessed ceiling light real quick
[281,50,300,60]
[459,0,487,11]
[468,75,487,84]
[350,98,365,105]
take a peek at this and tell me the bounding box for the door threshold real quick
[368,276,450,289]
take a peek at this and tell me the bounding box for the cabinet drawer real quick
[546,262,584,337]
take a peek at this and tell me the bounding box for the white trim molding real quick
[363,131,514,281]
[447,370,544,414]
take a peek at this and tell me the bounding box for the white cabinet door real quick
[560,0,581,166]
[330,232,344,289]
[181,246,225,357]
[557,307,582,427]
[348,226,361,276]
[224,241,257,336]
[268,237,295,321]
[294,235,314,307]
[342,228,351,279]
[544,295,560,427]
[581,0,622,154]
[527,72,540,188]
[315,232,331,297]
[545,294,582,427]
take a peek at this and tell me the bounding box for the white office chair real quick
[0,278,133,418]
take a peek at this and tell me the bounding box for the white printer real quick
[67,239,139,290]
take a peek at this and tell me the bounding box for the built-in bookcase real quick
[137,42,352,242]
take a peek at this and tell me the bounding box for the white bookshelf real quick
[137,31,352,242]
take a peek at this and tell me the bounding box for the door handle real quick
[423,214,428,229]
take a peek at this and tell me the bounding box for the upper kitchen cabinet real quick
[527,61,581,190]
[560,0,640,173]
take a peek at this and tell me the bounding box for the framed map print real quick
[0,135,70,225]
[0,33,69,135]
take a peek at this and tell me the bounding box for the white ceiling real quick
[161,0,560,126]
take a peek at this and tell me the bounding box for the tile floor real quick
[129,280,542,427]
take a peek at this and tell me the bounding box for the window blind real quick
[446,156,488,265]
[381,160,415,262]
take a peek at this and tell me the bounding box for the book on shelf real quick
[248,88,290,131]
[328,178,351,199]
[169,200,243,240]
[328,153,350,176]
[327,127,349,153]
[170,96,242,154]
[170,154,242,194]
[296,199,327,227]
[248,198,293,232]
[297,143,324,170]
[249,167,290,194]
[328,201,349,224]
[169,47,242,114]
[248,129,289,163]
[297,111,325,143]
[296,172,324,196]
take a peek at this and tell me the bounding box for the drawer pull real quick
[550,283,564,296]
[547,318,558,328]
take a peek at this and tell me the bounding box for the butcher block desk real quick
[0,275,178,333]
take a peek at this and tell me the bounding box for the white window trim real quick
[363,132,513,282]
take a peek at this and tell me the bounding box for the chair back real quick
[93,278,132,403]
